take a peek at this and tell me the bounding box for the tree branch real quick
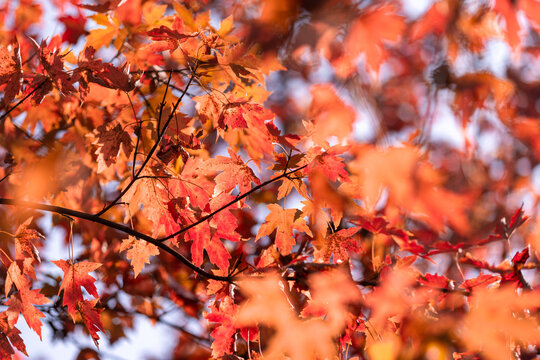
[96,68,198,216]
[0,198,232,282]
[0,80,47,123]
[157,164,308,242]
[0,164,306,281]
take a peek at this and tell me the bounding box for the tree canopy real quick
[0,0,540,359]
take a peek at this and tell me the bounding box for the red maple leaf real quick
[52,260,101,318]
[59,13,88,45]
[459,273,500,292]
[91,123,133,173]
[0,40,22,107]
[0,312,27,358]
[77,299,104,348]
[205,296,258,357]
[187,222,231,271]
[146,17,198,53]
[29,36,76,98]
[74,46,135,94]
[6,288,51,339]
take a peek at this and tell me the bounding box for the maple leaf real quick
[0,312,27,358]
[307,84,356,147]
[256,204,312,255]
[462,286,540,360]
[344,3,405,73]
[236,272,358,360]
[202,148,260,193]
[6,288,51,339]
[452,72,514,125]
[186,222,231,271]
[30,36,76,97]
[146,16,198,53]
[314,227,361,263]
[85,13,121,50]
[74,46,135,94]
[304,145,350,183]
[204,296,257,357]
[4,260,33,297]
[79,0,125,12]
[120,236,160,278]
[77,299,104,348]
[410,0,450,40]
[170,158,215,211]
[0,40,22,107]
[301,269,362,332]
[13,217,43,262]
[91,123,133,173]
[364,267,426,333]
[521,0,540,32]
[347,144,471,235]
[195,94,279,163]
[52,260,102,318]
[59,13,88,45]
[493,0,522,54]
[209,193,242,243]
[459,273,500,292]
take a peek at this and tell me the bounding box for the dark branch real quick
[0,198,232,282]
[157,164,308,242]
[0,80,47,123]
[96,67,197,216]
[0,163,306,281]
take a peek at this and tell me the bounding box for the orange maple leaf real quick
[236,271,360,360]
[120,236,160,278]
[256,204,312,255]
[346,144,471,235]
[307,84,356,147]
[344,3,405,74]
[13,217,43,263]
[462,286,540,360]
[314,227,361,263]
[202,148,260,194]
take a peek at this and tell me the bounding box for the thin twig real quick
[157,165,307,242]
[0,80,47,123]
[96,67,198,216]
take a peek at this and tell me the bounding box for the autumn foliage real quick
[1,0,540,359]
